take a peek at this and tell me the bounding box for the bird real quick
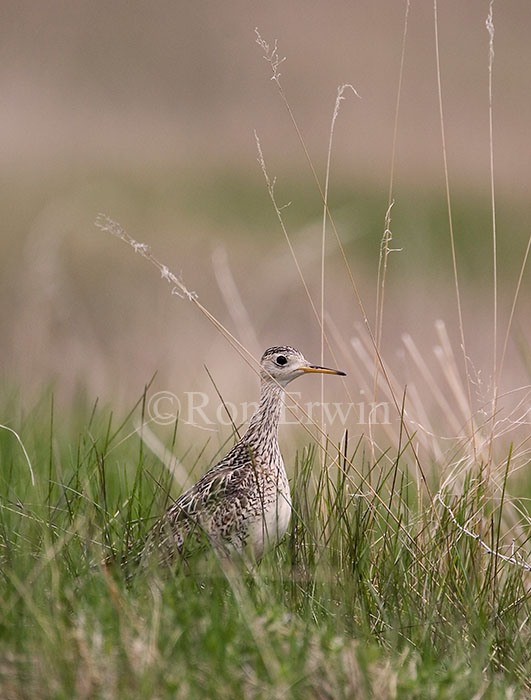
[139,346,346,566]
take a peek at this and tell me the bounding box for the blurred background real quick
[1,1,530,456]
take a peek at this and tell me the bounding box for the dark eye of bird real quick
[276,355,288,366]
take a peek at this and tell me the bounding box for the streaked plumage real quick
[145,346,345,563]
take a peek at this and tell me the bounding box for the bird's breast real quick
[246,464,291,559]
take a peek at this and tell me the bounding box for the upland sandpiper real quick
[146,346,345,563]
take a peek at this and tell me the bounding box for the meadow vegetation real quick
[0,382,529,698]
[1,7,531,699]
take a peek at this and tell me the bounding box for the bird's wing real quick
[152,443,260,557]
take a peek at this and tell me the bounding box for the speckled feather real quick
[141,346,344,564]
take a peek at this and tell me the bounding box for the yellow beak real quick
[301,365,346,376]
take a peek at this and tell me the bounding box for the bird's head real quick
[259,346,346,387]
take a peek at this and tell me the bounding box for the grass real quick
[0,389,529,699]
[2,8,531,698]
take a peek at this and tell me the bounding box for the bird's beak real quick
[300,364,346,376]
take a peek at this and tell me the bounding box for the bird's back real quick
[149,436,291,562]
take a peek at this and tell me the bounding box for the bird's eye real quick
[276,355,288,366]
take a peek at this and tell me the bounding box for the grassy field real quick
[1,148,530,700]
[0,382,529,698]
[2,4,531,697]
[2,99,530,700]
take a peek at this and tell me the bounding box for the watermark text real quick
[147,391,391,428]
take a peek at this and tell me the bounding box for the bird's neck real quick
[244,380,284,448]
